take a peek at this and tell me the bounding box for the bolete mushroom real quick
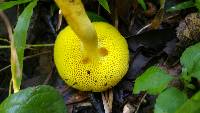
[54,0,129,92]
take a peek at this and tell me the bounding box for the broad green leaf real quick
[0,0,32,11]
[166,1,195,12]
[180,42,200,80]
[0,85,67,113]
[154,87,188,113]
[97,0,110,13]
[189,59,200,80]
[175,91,200,113]
[137,0,147,11]
[11,0,37,91]
[87,11,106,22]
[133,66,173,95]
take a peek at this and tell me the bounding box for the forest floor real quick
[0,0,200,113]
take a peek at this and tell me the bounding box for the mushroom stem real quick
[54,0,98,56]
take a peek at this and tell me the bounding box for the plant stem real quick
[26,44,54,48]
[0,37,10,43]
[0,43,54,49]
[0,45,10,49]
[0,11,20,93]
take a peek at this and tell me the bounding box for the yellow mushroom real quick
[54,0,129,92]
[54,22,129,92]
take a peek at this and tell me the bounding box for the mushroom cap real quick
[54,22,129,92]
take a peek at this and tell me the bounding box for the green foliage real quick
[154,88,188,113]
[195,0,200,11]
[11,0,37,92]
[180,42,200,81]
[87,11,107,22]
[166,0,199,12]
[175,91,200,113]
[133,42,200,113]
[97,0,110,13]
[13,0,37,70]
[0,0,32,11]
[137,0,147,11]
[133,66,173,95]
[0,85,67,113]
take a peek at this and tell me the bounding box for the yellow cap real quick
[54,22,129,92]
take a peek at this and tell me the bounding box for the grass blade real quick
[166,0,195,12]
[97,0,111,13]
[0,0,32,11]
[11,0,37,93]
[137,0,147,11]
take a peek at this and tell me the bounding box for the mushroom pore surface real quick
[54,22,129,92]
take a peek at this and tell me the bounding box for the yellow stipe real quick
[54,0,97,56]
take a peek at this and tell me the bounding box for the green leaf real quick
[175,91,200,113]
[189,59,200,80]
[154,87,188,113]
[0,0,32,11]
[87,11,107,22]
[137,0,147,11]
[180,42,200,80]
[0,85,67,113]
[166,1,195,12]
[11,0,37,91]
[133,66,173,95]
[97,0,111,13]
[195,0,200,11]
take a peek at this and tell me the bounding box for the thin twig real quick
[43,59,54,85]
[123,103,135,113]
[0,87,8,91]
[102,89,113,113]
[102,92,110,113]
[0,65,11,72]
[26,43,54,48]
[0,12,13,41]
[0,38,10,43]
[136,24,151,35]
[0,45,10,49]
[134,93,147,113]
[43,69,53,85]
[0,43,54,49]
[114,2,118,29]
[108,90,113,112]
[56,10,62,31]
[97,3,100,15]
[0,11,21,93]
[0,51,51,73]
[24,51,51,60]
